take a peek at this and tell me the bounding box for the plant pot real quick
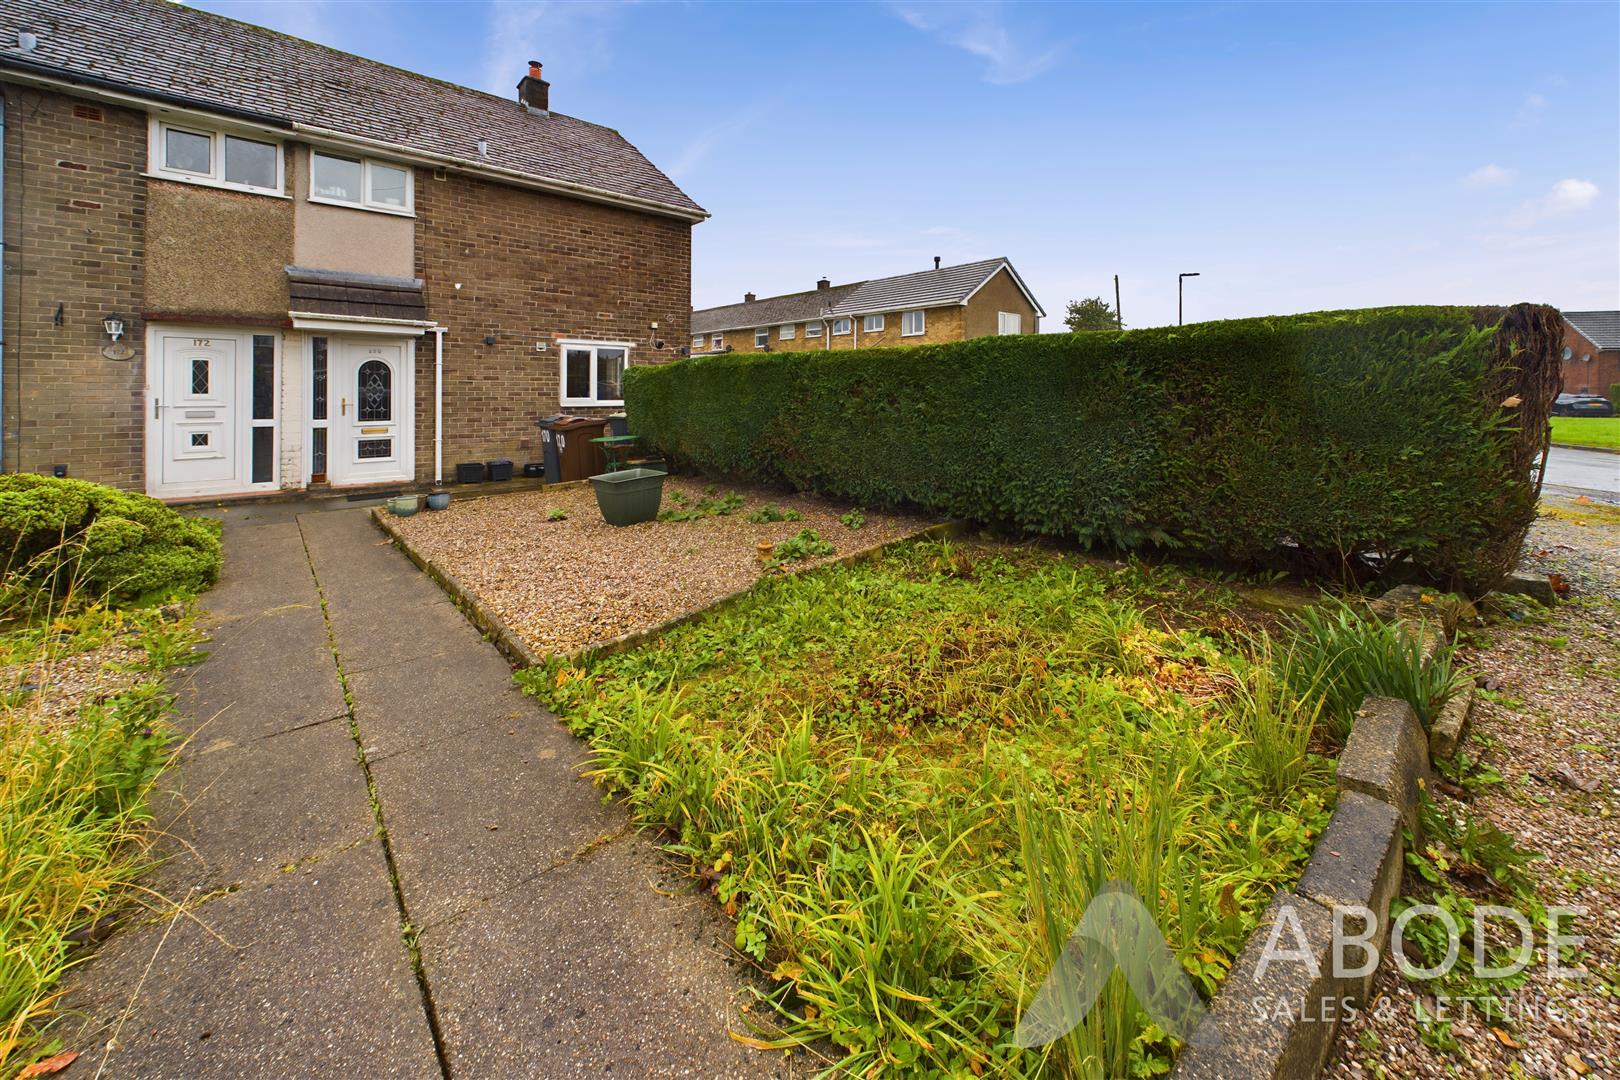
[426,491,450,511]
[389,495,420,517]
[588,467,664,526]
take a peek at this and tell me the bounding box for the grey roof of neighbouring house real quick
[827,258,1043,319]
[1563,311,1620,351]
[0,0,705,218]
[691,283,864,336]
[693,258,1043,336]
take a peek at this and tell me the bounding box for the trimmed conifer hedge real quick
[627,305,1559,591]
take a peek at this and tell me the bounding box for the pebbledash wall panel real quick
[1,82,148,487]
[413,167,692,479]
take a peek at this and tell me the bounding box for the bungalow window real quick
[864,314,885,333]
[311,150,414,214]
[692,336,705,349]
[755,328,769,348]
[779,324,796,341]
[151,120,282,195]
[832,318,852,336]
[713,333,724,349]
[901,310,926,337]
[805,321,823,338]
[560,341,631,406]
[997,311,1023,335]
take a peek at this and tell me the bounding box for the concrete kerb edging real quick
[370,507,966,671]
[1172,603,1444,1079]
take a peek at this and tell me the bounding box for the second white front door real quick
[328,337,414,486]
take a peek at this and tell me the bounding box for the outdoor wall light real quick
[102,315,126,342]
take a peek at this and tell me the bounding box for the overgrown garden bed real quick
[517,538,1449,1076]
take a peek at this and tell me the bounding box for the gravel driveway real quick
[1325,494,1620,1080]
[385,477,938,656]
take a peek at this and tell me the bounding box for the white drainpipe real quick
[429,326,446,484]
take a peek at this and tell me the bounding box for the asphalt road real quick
[1544,445,1620,499]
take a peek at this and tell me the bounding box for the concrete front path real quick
[60,500,784,1079]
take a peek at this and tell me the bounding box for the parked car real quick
[1552,393,1615,417]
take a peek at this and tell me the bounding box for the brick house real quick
[0,0,704,499]
[690,257,1043,355]
[1559,311,1619,398]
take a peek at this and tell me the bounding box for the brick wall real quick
[1558,321,1619,398]
[962,267,1041,337]
[414,169,692,478]
[1,83,147,487]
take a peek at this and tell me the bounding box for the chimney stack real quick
[744,291,756,303]
[933,256,941,270]
[517,60,550,114]
[816,277,830,291]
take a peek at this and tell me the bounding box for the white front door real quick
[147,327,279,499]
[328,337,414,486]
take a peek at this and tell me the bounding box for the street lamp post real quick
[1178,272,1200,326]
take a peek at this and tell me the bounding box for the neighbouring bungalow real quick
[1559,311,1619,397]
[0,0,704,500]
[690,257,1043,355]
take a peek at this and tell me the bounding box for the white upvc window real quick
[149,119,283,195]
[805,320,823,338]
[755,327,769,348]
[713,333,725,349]
[997,311,1023,335]
[779,324,796,340]
[692,336,704,349]
[832,318,852,336]
[560,340,632,406]
[864,314,885,333]
[310,149,414,215]
[901,310,926,337]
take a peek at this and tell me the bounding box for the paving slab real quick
[421,837,782,1079]
[147,716,376,894]
[58,842,438,1080]
[350,650,529,762]
[369,711,605,929]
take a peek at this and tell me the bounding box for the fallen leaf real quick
[1565,1052,1591,1075]
[1548,573,1570,595]
[1554,764,1600,794]
[19,1051,79,1078]
[1490,1026,1521,1049]
[1500,395,1522,408]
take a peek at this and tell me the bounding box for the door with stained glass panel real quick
[330,338,412,485]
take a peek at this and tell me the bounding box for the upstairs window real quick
[151,120,282,194]
[864,314,885,333]
[755,328,769,348]
[311,150,414,214]
[901,310,926,337]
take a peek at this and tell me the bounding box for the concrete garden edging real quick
[370,506,963,670]
[1172,595,1454,1080]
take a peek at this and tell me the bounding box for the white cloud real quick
[666,101,776,181]
[893,2,1070,85]
[1462,164,1515,190]
[1506,178,1600,227]
[480,1,636,103]
[1511,92,1548,126]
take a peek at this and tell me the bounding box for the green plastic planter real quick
[589,467,665,526]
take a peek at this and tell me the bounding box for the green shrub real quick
[0,475,221,606]
[627,305,1559,592]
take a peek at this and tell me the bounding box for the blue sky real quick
[198,0,1619,328]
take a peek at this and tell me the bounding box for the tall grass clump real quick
[0,539,198,1071]
[524,540,1336,1076]
[1282,599,1458,739]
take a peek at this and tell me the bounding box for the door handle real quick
[341,398,349,416]
[153,397,161,420]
